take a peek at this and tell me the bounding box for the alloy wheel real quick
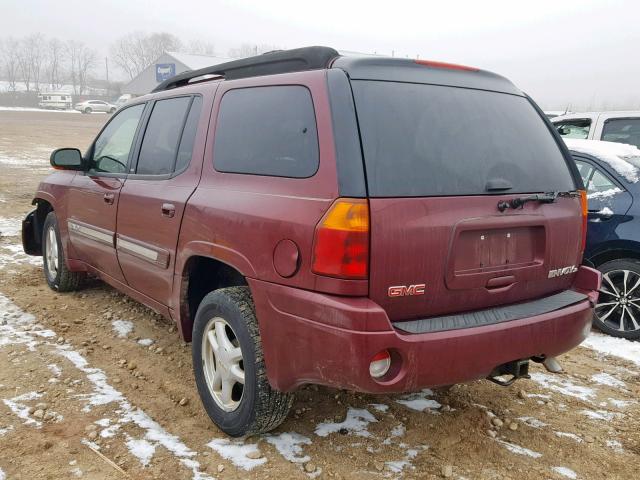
[45,226,58,281]
[201,316,245,412]
[595,269,640,332]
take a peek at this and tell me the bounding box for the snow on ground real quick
[552,466,578,479]
[529,372,596,402]
[591,372,626,389]
[0,106,80,114]
[495,440,542,458]
[207,438,266,470]
[264,432,312,463]
[395,389,442,412]
[0,217,22,237]
[111,319,134,338]
[315,407,378,438]
[555,431,583,443]
[138,338,154,346]
[0,293,213,480]
[0,243,42,271]
[582,332,640,366]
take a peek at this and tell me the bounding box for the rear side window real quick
[137,96,192,175]
[214,86,319,178]
[602,118,640,149]
[175,96,203,173]
[352,81,576,197]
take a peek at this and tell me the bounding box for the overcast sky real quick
[3,0,639,110]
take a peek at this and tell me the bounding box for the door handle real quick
[161,203,176,218]
[103,192,115,205]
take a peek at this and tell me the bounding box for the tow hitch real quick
[487,359,530,387]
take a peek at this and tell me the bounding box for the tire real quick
[42,212,84,292]
[594,258,640,340]
[84,107,92,114]
[192,286,294,436]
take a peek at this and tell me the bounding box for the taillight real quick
[312,198,369,279]
[579,189,588,252]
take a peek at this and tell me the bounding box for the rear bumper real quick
[249,266,601,393]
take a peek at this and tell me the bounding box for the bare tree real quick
[227,43,280,59]
[16,38,32,91]
[110,31,182,79]
[46,38,65,90]
[187,39,216,56]
[0,37,20,91]
[67,40,96,95]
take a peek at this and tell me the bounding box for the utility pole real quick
[105,57,109,92]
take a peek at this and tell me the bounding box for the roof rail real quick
[152,46,340,92]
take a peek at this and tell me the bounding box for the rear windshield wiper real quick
[497,191,578,212]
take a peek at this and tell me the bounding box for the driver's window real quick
[90,104,144,174]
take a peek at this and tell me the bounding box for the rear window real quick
[213,86,319,178]
[352,81,576,197]
[602,118,640,149]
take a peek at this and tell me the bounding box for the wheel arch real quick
[588,241,640,268]
[178,255,249,342]
[24,197,55,255]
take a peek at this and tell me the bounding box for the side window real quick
[91,104,145,174]
[214,86,319,178]
[587,169,617,195]
[136,96,192,175]
[602,118,640,149]
[175,96,203,173]
[555,119,591,139]
[574,160,594,187]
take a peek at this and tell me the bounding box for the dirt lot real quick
[0,108,639,480]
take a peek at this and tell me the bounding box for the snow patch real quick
[565,138,640,183]
[126,436,157,467]
[111,319,133,338]
[496,439,542,458]
[207,438,266,470]
[597,206,614,216]
[591,372,626,389]
[315,408,378,438]
[369,403,389,412]
[47,363,62,377]
[0,467,5,480]
[264,432,311,463]
[606,439,624,453]
[580,409,618,421]
[517,416,548,429]
[0,217,21,237]
[138,338,154,346]
[582,332,640,366]
[587,187,622,200]
[607,398,632,408]
[2,391,43,427]
[395,389,441,412]
[552,466,577,479]
[529,372,596,402]
[554,431,583,443]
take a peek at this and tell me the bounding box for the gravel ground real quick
[0,109,638,480]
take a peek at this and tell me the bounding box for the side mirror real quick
[557,125,570,136]
[50,148,84,170]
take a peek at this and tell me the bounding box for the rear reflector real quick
[312,198,369,279]
[579,189,588,252]
[414,59,478,71]
[369,350,391,379]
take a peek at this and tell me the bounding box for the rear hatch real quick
[351,78,583,322]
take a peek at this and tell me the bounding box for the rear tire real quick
[42,212,84,292]
[192,286,294,436]
[594,258,640,339]
[84,107,91,114]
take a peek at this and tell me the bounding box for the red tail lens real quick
[579,189,588,252]
[312,199,369,279]
[414,59,478,71]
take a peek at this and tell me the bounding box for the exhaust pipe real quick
[542,356,563,373]
[487,359,530,387]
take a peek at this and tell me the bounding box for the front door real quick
[116,95,204,303]
[67,103,146,282]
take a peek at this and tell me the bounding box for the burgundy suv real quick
[22,47,601,436]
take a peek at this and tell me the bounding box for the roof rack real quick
[152,46,340,92]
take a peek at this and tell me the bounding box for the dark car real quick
[21,47,600,436]
[566,138,640,339]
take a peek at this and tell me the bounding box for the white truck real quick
[38,92,72,110]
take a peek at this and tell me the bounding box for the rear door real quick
[67,103,146,282]
[351,80,583,322]
[116,94,206,304]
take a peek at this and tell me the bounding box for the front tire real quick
[192,287,294,436]
[84,107,92,114]
[594,258,640,339]
[42,212,84,292]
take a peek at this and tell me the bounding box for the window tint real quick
[214,86,319,178]
[587,169,616,195]
[555,119,591,139]
[352,81,576,197]
[91,104,144,174]
[137,96,192,175]
[602,118,640,149]
[574,160,594,187]
[175,96,202,172]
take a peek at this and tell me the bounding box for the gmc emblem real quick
[388,284,426,297]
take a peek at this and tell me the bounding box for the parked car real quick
[22,46,600,436]
[553,111,640,149]
[38,92,72,110]
[74,100,117,114]
[565,138,640,339]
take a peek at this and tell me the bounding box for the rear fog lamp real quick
[369,350,392,379]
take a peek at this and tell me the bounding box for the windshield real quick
[351,80,576,197]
